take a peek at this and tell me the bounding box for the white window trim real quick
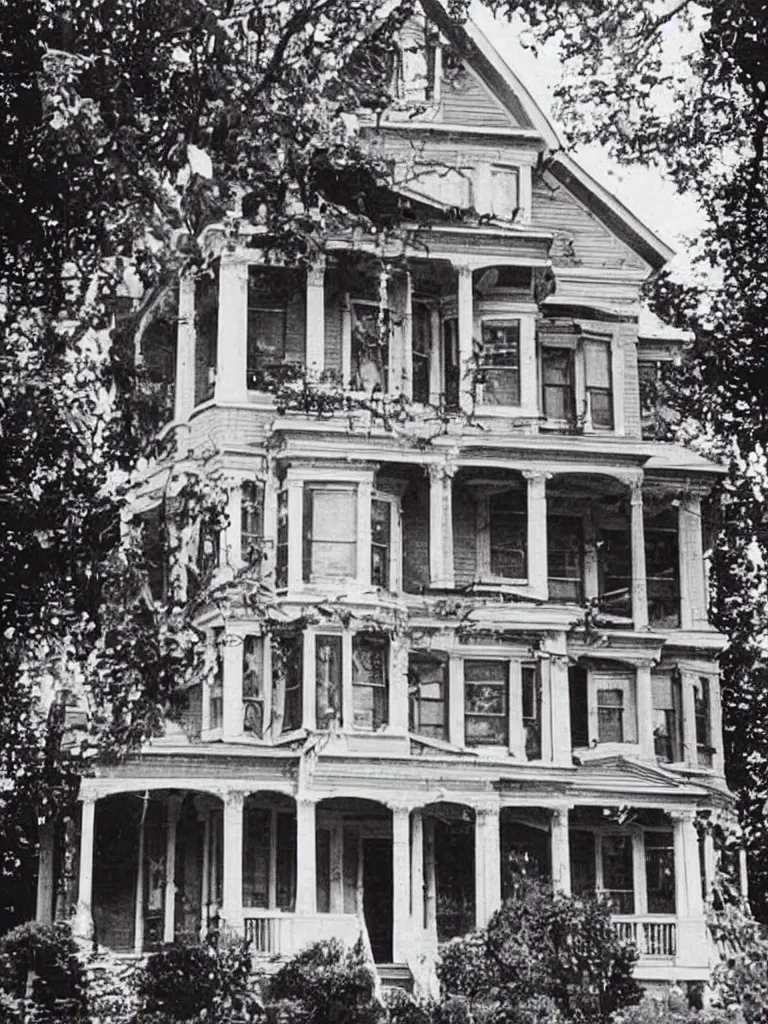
[586,669,640,751]
[342,295,393,392]
[474,305,537,415]
[540,331,617,434]
[590,826,676,919]
[460,655,527,759]
[473,483,528,586]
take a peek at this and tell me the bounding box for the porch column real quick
[550,806,572,895]
[475,802,501,928]
[306,260,326,374]
[391,805,412,961]
[679,492,707,630]
[629,478,648,629]
[222,634,243,741]
[456,264,474,415]
[134,792,148,955]
[163,796,182,944]
[295,797,317,914]
[221,791,245,933]
[545,634,571,765]
[428,463,456,588]
[175,273,196,422]
[215,254,249,404]
[636,662,655,759]
[36,818,56,926]
[73,793,96,938]
[424,816,437,937]
[198,804,211,937]
[672,809,707,967]
[262,464,279,584]
[523,471,548,598]
[411,810,425,932]
[681,671,698,767]
[702,828,716,905]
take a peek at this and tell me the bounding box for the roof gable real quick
[574,755,688,791]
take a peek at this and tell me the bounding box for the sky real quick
[470,4,706,281]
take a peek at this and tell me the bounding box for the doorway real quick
[362,836,393,962]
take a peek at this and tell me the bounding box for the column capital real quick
[307,258,326,286]
[454,262,473,279]
[521,469,552,484]
[79,791,98,807]
[221,789,246,809]
[668,807,698,824]
[550,804,574,823]
[428,460,457,483]
[295,794,318,809]
[387,799,414,815]
[474,800,501,819]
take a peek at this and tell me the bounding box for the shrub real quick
[0,921,88,1023]
[613,997,742,1024]
[268,938,383,1024]
[437,931,500,1002]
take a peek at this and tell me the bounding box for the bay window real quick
[540,327,615,431]
[352,634,389,731]
[242,635,265,737]
[271,633,302,734]
[408,653,448,741]
[303,486,357,581]
[522,662,542,760]
[478,320,521,406]
[464,660,508,747]
[569,665,639,748]
[652,672,683,763]
[315,635,343,727]
[241,480,264,565]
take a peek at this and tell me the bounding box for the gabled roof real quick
[572,754,713,799]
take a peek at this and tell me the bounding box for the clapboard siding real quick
[532,173,646,271]
[324,271,344,375]
[439,67,517,128]
[620,323,642,440]
[453,481,478,586]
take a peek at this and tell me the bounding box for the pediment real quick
[574,755,688,790]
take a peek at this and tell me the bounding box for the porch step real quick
[377,963,413,993]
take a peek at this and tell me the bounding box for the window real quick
[694,676,713,767]
[195,518,220,586]
[585,339,613,428]
[242,635,264,737]
[542,346,576,422]
[479,321,521,406]
[410,164,472,208]
[271,634,302,733]
[594,672,637,744]
[303,487,357,581]
[645,831,675,914]
[315,635,342,728]
[490,167,520,221]
[210,628,224,730]
[241,480,264,565]
[645,517,680,628]
[464,660,508,747]
[442,317,460,410]
[243,807,270,907]
[351,300,389,392]
[602,835,635,914]
[276,489,288,588]
[409,654,448,741]
[597,688,625,743]
[488,488,527,579]
[247,268,304,387]
[548,515,583,603]
[371,499,392,589]
[412,302,432,404]
[652,673,683,763]
[598,527,632,618]
[352,635,389,730]
[522,663,541,760]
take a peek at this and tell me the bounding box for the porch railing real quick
[613,915,677,958]
[243,910,363,958]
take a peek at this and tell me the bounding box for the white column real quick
[456,265,474,415]
[134,794,148,955]
[636,662,655,759]
[295,798,317,914]
[286,478,304,590]
[519,314,538,418]
[73,794,96,938]
[546,635,571,764]
[302,631,316,732]
[424,816,437,938]
[306,261,326,374]
[221,791,245,933]
[550,806,572,894]
[672,809,707,966]
[199,807,211,937]
[392,806,412,961]
[448,653,464,747]
[215,255,248,404]
[400,271,414,400]
[629,478,649,629]
[523,471,548,598]
[36,819,56,926]
[411,811,425,932]
[390,639,410,732]
[702,829,716,905]
[175,273,196,422]
[163,796,182,944]
[475,803,501,928]
[429,308,442,405]
[679,494,706,630]
[222,634,243,740]
[428,463,455,588]
[262,462,279,583]
[681,672,698,767]
[357,479,373,584]
[711,673,725,776]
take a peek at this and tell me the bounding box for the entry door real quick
[362,837,393,963]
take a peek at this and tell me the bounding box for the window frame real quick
[475,484,528,584]
[463,658,510,749]
[477,319,522,407]
[587,669,639,749]
[409,653,449,742]
[351,633,391,732]
[303,483,359,584]
[539,329,617,434]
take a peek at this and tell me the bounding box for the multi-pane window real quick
[464,660,508,747]
[408,654,448,741]
[548,515,584,603]
[241,480,264,565]
[542,347,576,422]
[598,527,632,618]
[303,487,357,581]
[644,831,676,914]
[412,302,432,403]
[247,269,286,385]
[352,635,389,731]
[694,676,713,767]
[442,317,460,410]
[585,339,614,428]
[371,499,392,589]
[479,321,521,406]
[351,300,389,392]
[601,835,635,914]
[594,673,637,744]
[210,628,224,730]
[271,634,302,734]
[276,489,288,589]
[522,663,541,760]
[315,635,343,728]
[645,516,681,628]
[652,673,683,763]
[242,635,264,737]
[597,689,625,743]
[489,489,527,579]
[490,167,520,221]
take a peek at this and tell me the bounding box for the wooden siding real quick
[620,323,642,440]
[439,65,517,129]
[453,481,478,586]
[324,270,344,374]
[532,173,646,272]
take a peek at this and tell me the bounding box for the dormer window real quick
[391,17,440,105]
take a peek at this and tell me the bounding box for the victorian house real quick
[38,1,731,998]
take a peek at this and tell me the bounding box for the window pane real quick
[481,322,520,406]
[465,683,506,716]
[243,807,270,907]
[309,488,357,580]
[584,340,611,388]
[491,168,520,220]
[352,636,389,730]
[542,347,573,386]
[241,481,264,563]
[412,303,431,404]
[464,660,507,684]
[597,689,624,743]
[589,389,613,428]
[371,499,391,589]
[272,634,302,733]
[522,664,541,760]
[316,635,342,727]
[409,655,447,741]
[489,489,527,578]
[602,835,635,914]
[465,715,507,746]
[464,661,508,747]
[243,635,264,736]
[351,303,389,392]
[645,832,675,914]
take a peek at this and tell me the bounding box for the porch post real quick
[134,793,148,955]
[262,462,279,584]
[456,264,474,415]
[305,260,326,374]
[424,816,437,938]
[175,273,196,422]
[215,254,249,404]
[636,662,655,759]
[545,634,571,765]
[629,478,648,629]
[671,809,707,967]
[522,471,548,599]
[295,797,317,914]
[73,793,96,938]
[221,791,245,934]
[199,805,211,938]
[475,802,501,928]
[222,634,243,741]
[550,806,572,895]
[391,805,412,962]
[428,463,456,588]
[163,796,182,944]
[411,810,425,932]
[35,818,55,926]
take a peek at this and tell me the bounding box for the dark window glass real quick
[597,688,624,743]
[315,635,342,728]
[522,663,541,760]
[489,489,527,579]
[694,676,713,766]
[645,523,680,628]
[542,347,575,422]
[241,481,264,565]
[271,634,302,733]
[443,317,460,411]
[645,831,675,914]
[464,660,508,746]
[569,829,596,895]
[243,806,270,907]
[210,628,224,729]
[599,527,632,618]
[569,666,589,747]
[352,635,389,730]
[409,654,448,741]
[652,673,683,763]
[412,303,432,403]
[548,515,583,603]
[276,489,288,589]
[351,302,389,392]
[371,499,391,589]
[243,635,264,737]
[602,835,635,914]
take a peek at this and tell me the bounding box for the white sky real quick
[471,4,706,280]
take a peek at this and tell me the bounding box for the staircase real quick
[377,963,414,994]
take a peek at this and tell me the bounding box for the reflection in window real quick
[409,654,448,741]
[602,834,635,914]
[479,321,521,406]
[464,660,508,747]
[371,499,391,589]
[352,635,389,731]
[303,487,357,581]
[522,663,541,760]
[242,635,264,737]
[315,635,342,728]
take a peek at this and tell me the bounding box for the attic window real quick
[392,17,440,104]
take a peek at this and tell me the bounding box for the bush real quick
[268,938,383,1024]
[613,997,741,1024]
[137,936,258,1023]
[0,921,88,1023]
[438,932,500,1003]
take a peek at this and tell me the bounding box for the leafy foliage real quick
[0,921,88,1023]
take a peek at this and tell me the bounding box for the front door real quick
[362,836,393,962]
